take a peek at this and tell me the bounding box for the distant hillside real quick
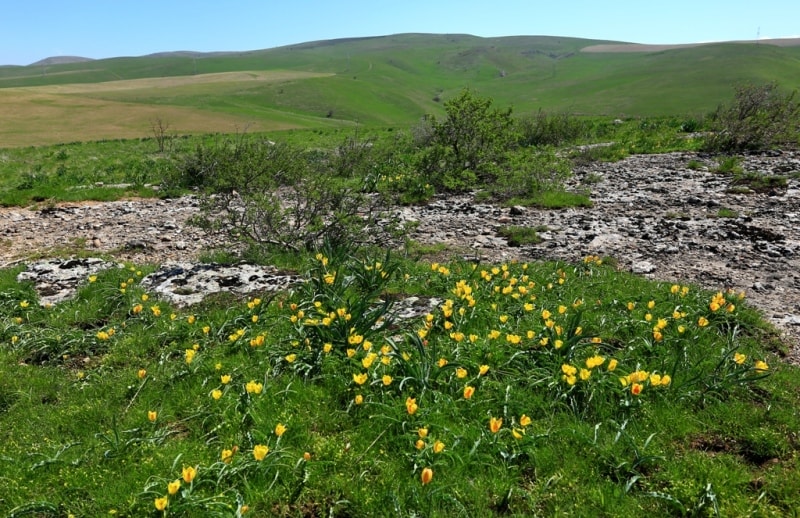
[583,37,800,53]
[29,56,95,66]
[1,33,800,146]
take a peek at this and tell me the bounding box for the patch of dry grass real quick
[0,70,335,147]
[31,70,333,94]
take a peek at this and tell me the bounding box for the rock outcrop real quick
[3,151,799,360]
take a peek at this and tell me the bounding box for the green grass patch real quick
[686,159,704,170]
[1,250,796,516]
[516,190,594,209]
[715,207,740,219]
[713,156,743,174]
[730,172,789,193]
[497,225,546,246]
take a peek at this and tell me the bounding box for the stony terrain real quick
[2,151,799,361]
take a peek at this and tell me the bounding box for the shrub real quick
[704,82,800,152]
[517,109,588,147]
[419,89,517,191]
[491,148,572,201]
[166,137,304,192]
[328,134,376,178]
[181,138,408,254]
[679,118,702,133]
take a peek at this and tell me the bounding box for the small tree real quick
[705,82,800,152]
[421,89,516,191]
[179,138,407,254]
[150,117,174,153]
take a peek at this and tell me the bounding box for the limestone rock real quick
[16,258,122,306]
[140,262,301,307]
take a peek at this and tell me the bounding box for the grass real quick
[1,53,799,513]
[686,159,704,170]
[1,251,797,516]
[713,156,743,174]
[730,173,789,193]
[497,225,547,246]
[715,208,740,219]
[512,190,594,209]
[2,34,800,146]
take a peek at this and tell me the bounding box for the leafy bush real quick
[517,109,589,147]
[704,82,800,152]
[328,134,376,178]
[182,138,408,254]
[166,137,304,192]
[679,117,702,133]
[490,148,572,201]
[419,89,517,191]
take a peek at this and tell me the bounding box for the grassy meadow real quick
[2,34,800,146]
[1,33,800,517]
[1,251,797,516]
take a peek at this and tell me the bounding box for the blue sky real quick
[2,0,798,66]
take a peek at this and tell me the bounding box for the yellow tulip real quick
[221,448,234,463]
[245,381,263,394]
[182,466,197,483]
[463,385,475,399]
[253,444,269,461]
[167,479,180,495]
[421,467,433,485]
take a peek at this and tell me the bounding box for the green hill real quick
[1,34,799,145]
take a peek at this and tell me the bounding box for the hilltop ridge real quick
[29,55,95,66]
[1,32,800,146]
[17,33,800,67]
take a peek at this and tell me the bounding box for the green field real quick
[2,34,800,146]
[2,34,800,516]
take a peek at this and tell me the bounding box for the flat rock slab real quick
[140,262,300,306]
[16,258,301,308]
[16,257,123,306]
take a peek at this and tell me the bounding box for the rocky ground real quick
[2,151,799,361]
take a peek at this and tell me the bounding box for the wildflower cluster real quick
[0,252,776,515]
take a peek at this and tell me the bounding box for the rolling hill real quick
[1,33,800,146]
